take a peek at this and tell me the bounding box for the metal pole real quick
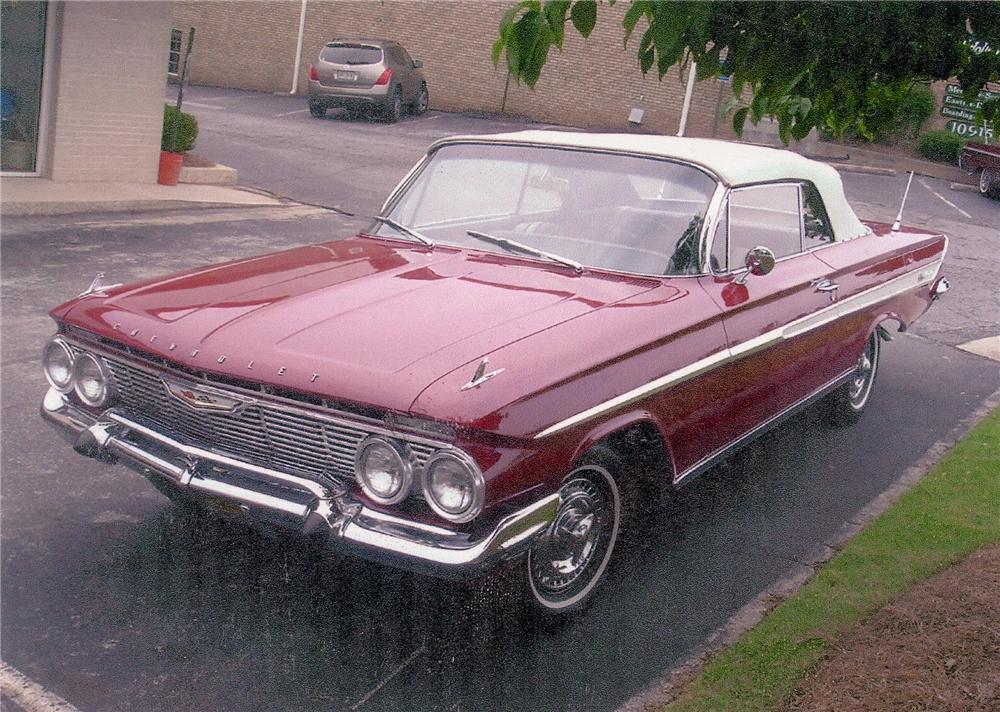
[289,0,308,94]
[676,60,697,137]
[170,27,195,153]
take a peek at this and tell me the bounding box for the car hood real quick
[57,237,660,415]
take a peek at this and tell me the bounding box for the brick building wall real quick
[172,0,736,139]
[48,1,173,182]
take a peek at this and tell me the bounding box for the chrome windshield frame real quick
[377,141,722,279]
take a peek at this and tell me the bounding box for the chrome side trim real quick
[534,257,943,439]
[673,366,855,486]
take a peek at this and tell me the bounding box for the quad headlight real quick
[72,351,114,407]
[354,434,486,523]
[354,436,413,505]
[42,338,75,392]
[421,451,484,523]
[43,337,116,408]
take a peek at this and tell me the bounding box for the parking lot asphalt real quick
[1,87,997,711]
[3,202,998,712]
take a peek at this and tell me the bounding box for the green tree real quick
[492,1,1000,143]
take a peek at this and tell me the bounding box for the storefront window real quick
[1,0,47,173]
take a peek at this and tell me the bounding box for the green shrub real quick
[898,84,936,138]
[859,83,937,143]
[917,130,965,163]
[161,104,198,152]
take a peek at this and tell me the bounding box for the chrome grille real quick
[89,351,437,483]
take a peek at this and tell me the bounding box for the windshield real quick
[373,143,718,275]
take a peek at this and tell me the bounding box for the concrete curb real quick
[950,182,980,193]
[827,163,897,177]
[617,374,1000,712]
[1,198,283,218]
[179,163,238,186]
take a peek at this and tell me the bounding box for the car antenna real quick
[891,171,915,233]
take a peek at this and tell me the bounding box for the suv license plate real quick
[333,71,357,81]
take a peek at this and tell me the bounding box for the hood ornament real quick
[460,357,505,391]
[79,272,122,298]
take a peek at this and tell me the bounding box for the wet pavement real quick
[2,204,997,711]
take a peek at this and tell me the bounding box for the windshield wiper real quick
[370,216,434,248]
[465,230,583,273]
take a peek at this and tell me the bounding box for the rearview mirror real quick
[413,59,424,69]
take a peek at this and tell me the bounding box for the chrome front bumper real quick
[41,388,558,577]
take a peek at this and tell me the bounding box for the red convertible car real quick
[959,141,1000,198]
[42,132,949,613]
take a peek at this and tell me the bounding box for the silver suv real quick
[308,39,428,123]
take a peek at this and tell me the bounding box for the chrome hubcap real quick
[849,336,877,406]
[530,478,607,594]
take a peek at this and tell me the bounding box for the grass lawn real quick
[666,406,1000,712]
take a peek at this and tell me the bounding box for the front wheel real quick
[526,459,622,614]
[412,84,429,115]
[823,331,881,426]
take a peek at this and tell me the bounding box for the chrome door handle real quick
[811,278,839,292]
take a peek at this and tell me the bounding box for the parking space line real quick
[0,663,81,712]
[349,644,426,710]
[917,177,972,219]
[181,100,226,111]
[274,108,310,117]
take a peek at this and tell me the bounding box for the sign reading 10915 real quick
[942,83,997,141]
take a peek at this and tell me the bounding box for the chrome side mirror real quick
[737,245,775,284]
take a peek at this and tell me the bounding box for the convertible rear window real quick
[378,144,718,276]
[320,44,382,65]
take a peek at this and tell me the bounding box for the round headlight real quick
[42,338,75,392]
[354,436,413,505]
[72,352,113,407]
[422,451,484,523]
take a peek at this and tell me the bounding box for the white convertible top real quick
[431,130,869,241]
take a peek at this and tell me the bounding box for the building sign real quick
[941,83,998,141]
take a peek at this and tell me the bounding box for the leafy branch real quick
[492,1,1000,143]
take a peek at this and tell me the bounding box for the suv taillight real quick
[309,65,318,81]
[374,68,393,86]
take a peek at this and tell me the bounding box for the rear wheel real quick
[383,87,403,123]
[526,448,630,615]
[308,100,326,118]
[823,331,880,426]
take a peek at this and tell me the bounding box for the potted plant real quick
[158,104,198,185]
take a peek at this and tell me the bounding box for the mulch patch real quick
[783,543,1000,712]
[181,152,217,168]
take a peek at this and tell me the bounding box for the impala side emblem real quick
[162,379,252,413]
